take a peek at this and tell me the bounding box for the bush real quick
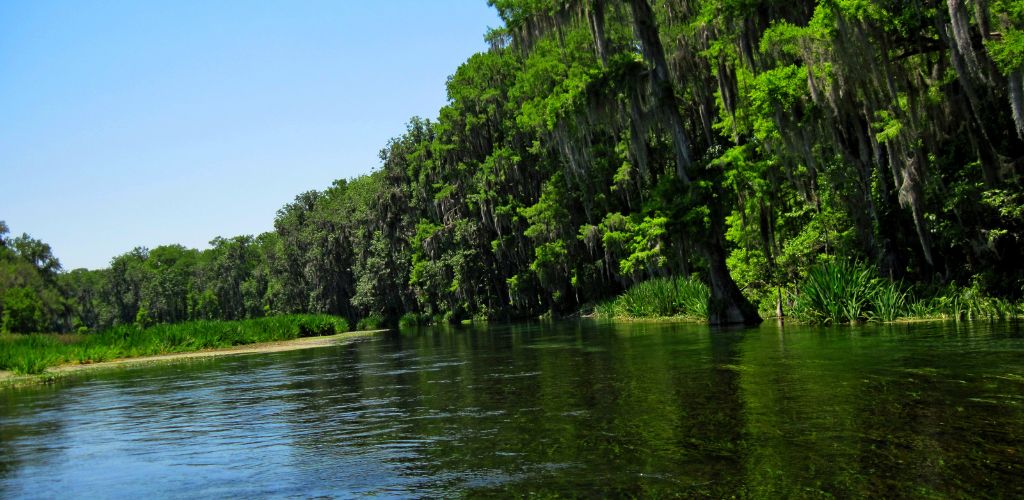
[398,313,423,328]
[1,287,47,333]
[297,315,349,337]
[356,314,385,330]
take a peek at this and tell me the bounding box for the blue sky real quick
[0,1,502,270]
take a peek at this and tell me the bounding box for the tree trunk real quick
[627,0,692,183]
[627,0,760,325]
[706,203,763,325]
[587,0,609,65]
[1010,70,1024,140]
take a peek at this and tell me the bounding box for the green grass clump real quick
[792,260,1022,324]
[792,260,876,324]
[595,276,710,320]
[906,283,1022,321]
[0,314,350,375]
[297,315,349,337]
[356,314,385,330]
[870,280,908,323]
[0,335,63,375]
[398,313,425,328]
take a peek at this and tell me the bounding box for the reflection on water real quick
[1,321,1022,497]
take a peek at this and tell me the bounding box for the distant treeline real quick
[2,0,1023,332]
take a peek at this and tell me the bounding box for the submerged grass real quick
[594,276,710,320]
[0,314,349,375]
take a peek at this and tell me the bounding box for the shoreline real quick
[0,329,386,389]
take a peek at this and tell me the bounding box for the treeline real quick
[3,0,1023,332]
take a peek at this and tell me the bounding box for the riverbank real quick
[0,329,383,389]
[585,267,1023,325]
[0,314,358,376]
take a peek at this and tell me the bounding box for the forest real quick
[2,0,1023,333]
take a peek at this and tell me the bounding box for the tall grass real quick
[792,260,1022,324]
[356,314,385,330]
[870,280,908,323]
[793,260,876,324]
[0,314,349,375]
[907,284,1022,321]
[595,276,710,320]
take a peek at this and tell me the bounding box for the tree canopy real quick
[3,0,1022,331]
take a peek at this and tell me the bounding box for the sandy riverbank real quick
[0,329,385,389]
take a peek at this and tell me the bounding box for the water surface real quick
[2,321,1022,497]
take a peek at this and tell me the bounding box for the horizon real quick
[0,1,502,270]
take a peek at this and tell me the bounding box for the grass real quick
[356,314,385,331]
[0,314,349,375]
[588,263,1020,326]
[792,260,876,324]
[593,276,710,320]
[870,280,908,323]
[791,260,1023,324]
[906,284,1021,321]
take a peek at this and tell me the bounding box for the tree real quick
[1,287,46,333]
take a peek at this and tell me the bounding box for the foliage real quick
[793,260,877,324]
[4,0,1024,328]
[1,287,47,333]
[0,314,349,375]
[595,276,710,320]
[870,280,908,323]
[791,260,1021,324]
[356,314,385,331]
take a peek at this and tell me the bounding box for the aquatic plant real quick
[675,277,711,320]
[0,314,350,375]
[792,260,876,324]
[870,280,908,322]
[792,261,1024,324]
[0,334,62,375]
[398,313,421,328]
[592,300,618,318]
[595,276,710,320]
[356,314,384,331]
[928,283,1021,320]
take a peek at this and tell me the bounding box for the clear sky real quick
[0,1,502,270]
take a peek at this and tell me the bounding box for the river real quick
[1,320,1022,497]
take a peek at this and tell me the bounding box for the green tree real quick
[1,287,47,333]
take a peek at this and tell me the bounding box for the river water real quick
[1,321,1022,497]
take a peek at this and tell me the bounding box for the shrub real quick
[1,287,47,333]
[297,315,349,337]
[398,313,423,328]
[356,314,385,330]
